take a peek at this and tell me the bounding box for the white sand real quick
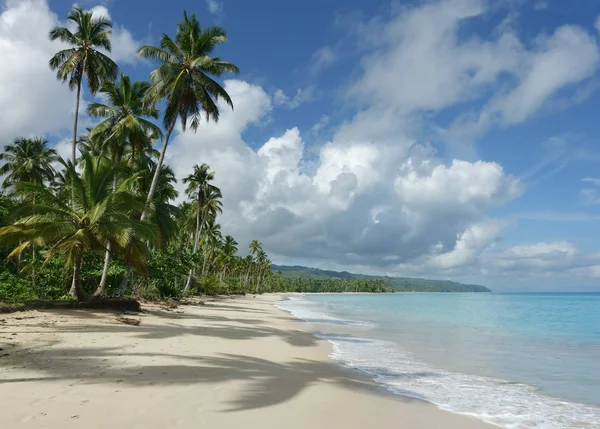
[0,295,494,428]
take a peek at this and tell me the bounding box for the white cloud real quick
[0,0,74,143]
[0,0,143,146]
[346,0,599,145]
[311,46,337,73]
[583,177,600,186]
[596,16,600,34]
[534,2,548,11]
[166,79,523,273]
[272,86,317,109]
[205,0,223,17]
[311,115,330,135]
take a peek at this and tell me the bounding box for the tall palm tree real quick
[88,74,163,162]
[247,240,262,288]
[182,164,217,290]
[0,138,58,190]
[255,249,268,293]
[0,153,155,301]
[137,11,239,220]
[88,75,163,296]
[49,6,119,162]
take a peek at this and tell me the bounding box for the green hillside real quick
[271,265,491,293]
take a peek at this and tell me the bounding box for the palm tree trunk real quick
[70,253,88,302]
[94,242,112,297]
[256,267,262,293]
[201,250,208,279]
[72,77,82,163]
[244,265,251,286]
[184,201,202,292]
[140,117,177,221]
[117,267,131,297]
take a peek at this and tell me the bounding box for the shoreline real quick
[1,294,493,428]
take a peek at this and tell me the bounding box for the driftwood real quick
[115,315,141,326]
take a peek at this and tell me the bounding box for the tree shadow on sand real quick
[1,347,430,412]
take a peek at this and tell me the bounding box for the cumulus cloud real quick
[166,80,523,273]
[0,0,75,142]
[162,0,600,285]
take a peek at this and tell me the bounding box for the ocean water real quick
[277,293,600,428]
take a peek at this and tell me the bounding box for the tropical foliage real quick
[0,8,268,303]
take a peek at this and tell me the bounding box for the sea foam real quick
[278,295,600,429]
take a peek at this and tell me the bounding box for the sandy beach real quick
[0,295,493,428]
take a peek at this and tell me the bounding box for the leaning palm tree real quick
[137,11,239,220]
[49,7,119,162]
[0,137,58,191]
[0,153,155,301]
[88,74,163,162]
[182,164,217,290]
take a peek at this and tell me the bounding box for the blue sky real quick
[2,0,600,291]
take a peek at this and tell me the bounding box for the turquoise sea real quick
[277,293,600,428]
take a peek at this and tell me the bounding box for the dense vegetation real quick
[0,8,274,303]
[272,265,492,293]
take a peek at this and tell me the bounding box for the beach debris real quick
[115,315,141,326]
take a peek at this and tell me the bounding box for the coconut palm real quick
[200,221,222,279]
[247,240,262,288]
[0,138,58,191]
[49,6,119,162]
[182,164,218,290]
[218,235,238,282]
[137,11,239,219]
[88,73,163,296]
[255,249,268,293]
[88,74,163,162]
[0,152,155,301]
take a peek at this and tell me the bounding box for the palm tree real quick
[247,240,262,288]
[0,137,59,275]
[219,235,238,282]
[200,221,222,279]
[88,75,164,296]
[49,6,119,162]
[0,138,58,190]
[182,164,217,290]
[88,74,163,162]
[137,11,239,220]
[0,153,155,301]
[255,249,268,293]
